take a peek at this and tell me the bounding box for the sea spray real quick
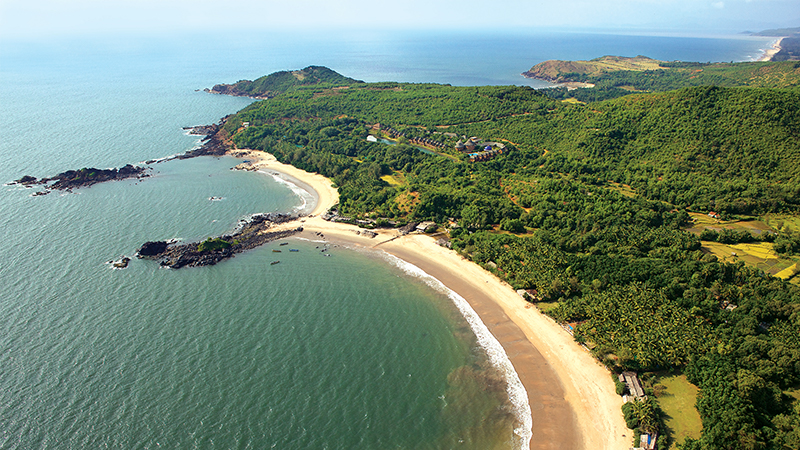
[380,252,533,450]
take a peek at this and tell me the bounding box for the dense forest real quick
[221,64,800,449]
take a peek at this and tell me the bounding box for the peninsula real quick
[205,63,800,450]
[136,212,302,269]
[523,53,800,101]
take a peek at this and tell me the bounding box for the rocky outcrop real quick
[175,116,232,159]
[137,213,302,269]
[111,257,131,269]
[11,164,150,195]
[137,241,170,256]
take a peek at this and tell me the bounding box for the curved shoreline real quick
[758,37,784,61]
[231,148,629,450]
[383,252,533,449]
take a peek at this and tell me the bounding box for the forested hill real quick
[526,57,800,102]
[207,65,362,98]
[475,85,800,214]
[217,67,800,449]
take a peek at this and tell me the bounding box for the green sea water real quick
[1,154,520,448]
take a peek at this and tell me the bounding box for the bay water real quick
[0,30,773,449]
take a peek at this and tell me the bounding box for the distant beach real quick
[232,148,630,450]
[759,37,784,61]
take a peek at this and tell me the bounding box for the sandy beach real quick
[231,149,630,450]
[759,37,784,61]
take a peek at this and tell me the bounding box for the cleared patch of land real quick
[686,213,799,279]
[606,181,636,198]
[654,374,703,448]
[380,171,406,186]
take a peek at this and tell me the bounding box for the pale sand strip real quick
[231,149,630,449]
[759,37,784,61]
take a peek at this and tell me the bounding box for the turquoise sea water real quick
[0,30,774,449]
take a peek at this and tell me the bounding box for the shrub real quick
[197,238,231,252]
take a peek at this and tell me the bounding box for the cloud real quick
[712,1,725,8]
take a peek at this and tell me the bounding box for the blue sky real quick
[1,0,798,39]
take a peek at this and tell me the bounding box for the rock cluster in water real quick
[11,164,150,195]
[12,116,233,195]
[136,213,303,269]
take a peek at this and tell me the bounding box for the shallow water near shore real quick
[0,29,774,449]
[0,154,519,448]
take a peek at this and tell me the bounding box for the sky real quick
[0,0,798,40]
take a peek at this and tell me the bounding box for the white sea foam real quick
[380,252,533,450]
[258,169,316,215]
[295,237,328,244]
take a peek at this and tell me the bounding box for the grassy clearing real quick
[687,214,800,278]
[687,212,720,226]
[654,374,703,448]
[394,191,419,214]
[690,216,778,235]
[535,301,560,313]
[607,181,636,198]
[381,171,406,186]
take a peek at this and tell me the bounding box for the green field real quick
[686,213,800,280]
[655,374,703,448]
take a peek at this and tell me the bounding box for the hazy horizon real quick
[1,0,798,41]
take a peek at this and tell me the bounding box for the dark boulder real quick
[137,241,170,256]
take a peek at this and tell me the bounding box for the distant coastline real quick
[759,37,784,61]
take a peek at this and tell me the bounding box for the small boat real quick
[273,249,282,253]
[271,261,280,265]
[289,249,299,252]
[280,242,288,246]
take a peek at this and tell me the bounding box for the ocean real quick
[0,30,774,449]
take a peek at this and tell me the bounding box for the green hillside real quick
[220,65,800,450]
[208,65,362,98]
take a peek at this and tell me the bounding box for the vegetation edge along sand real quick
[232,149,629,450]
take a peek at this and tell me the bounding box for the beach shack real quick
[620,371,646,400]
[416,221,436,233]
[639,433,658,450]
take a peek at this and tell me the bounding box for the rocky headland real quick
[204,65,362,99]
[522,55,664,83]
[136,213,303,269]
